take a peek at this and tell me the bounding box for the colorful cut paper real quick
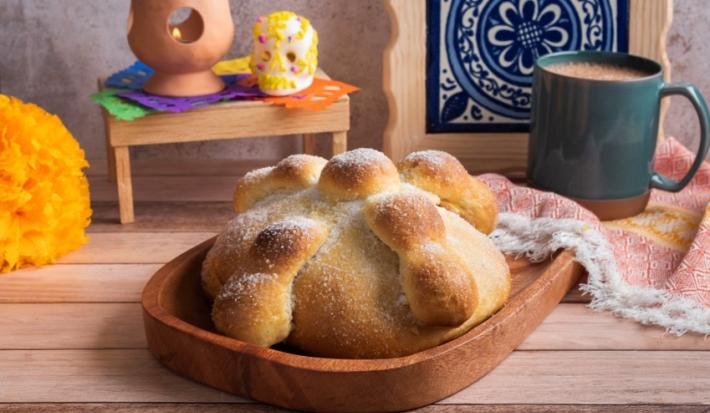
[105,61,153,90]
[117,75,263,113]
[263,79,359,111]
[106,58,252,92]
[93,59,358,120]
[90,89,154,121]
[213,56,252,75]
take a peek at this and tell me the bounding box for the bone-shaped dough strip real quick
[212,217,329,347]
[364,192,478,327]
[397,150,498,234]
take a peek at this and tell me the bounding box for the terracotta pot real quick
[127,0,234,97]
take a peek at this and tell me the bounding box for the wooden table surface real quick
[1,158,708,413]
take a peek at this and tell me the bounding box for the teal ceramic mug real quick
[528,51,709,220]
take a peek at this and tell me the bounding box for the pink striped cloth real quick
[481,138,710,334]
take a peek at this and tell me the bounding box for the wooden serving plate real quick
[142,237,583,412]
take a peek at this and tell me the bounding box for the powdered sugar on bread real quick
[203,148,509,358]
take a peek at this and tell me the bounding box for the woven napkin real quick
[480,137,710,335]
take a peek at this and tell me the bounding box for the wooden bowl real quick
[142,237,582,412]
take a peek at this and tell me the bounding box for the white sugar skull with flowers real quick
[251,11,319,96]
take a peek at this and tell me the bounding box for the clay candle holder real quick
[127,0,234,97]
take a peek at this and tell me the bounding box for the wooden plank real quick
[382,0,427,162]
[59,233,215,264]
[415,406,706,413]
[0,404,706,413]
[519,304,710,351]
[108,99,350,147]
[86,158,278,177]
[89,202,233,233]
[89,176,236,202]
[629,0,674,140]
[0,304,144,349]
[0,350,242,403]
[0,264,158,303]
[0,261,585,304]
[418,134,528,175]
[0,350,707,404]
[1,303,706,351]
[629,0,674,80]
[0,405,280,413]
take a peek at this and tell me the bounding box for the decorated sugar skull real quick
[251,11,318,96]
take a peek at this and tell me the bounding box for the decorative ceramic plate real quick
[427,0,629,133]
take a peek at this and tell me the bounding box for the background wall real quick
[0,0,707,163]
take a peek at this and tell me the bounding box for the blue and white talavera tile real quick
[427,0,629,133]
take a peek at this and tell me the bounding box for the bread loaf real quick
[202,149,510,358]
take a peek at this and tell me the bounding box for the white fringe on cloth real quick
[491,212,710,336]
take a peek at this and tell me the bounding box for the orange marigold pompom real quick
[0,95,92,272]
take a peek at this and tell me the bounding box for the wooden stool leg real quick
[106,142,117,183]
[98,78,117,182]
[332,131,347,156]
[114,146,135,224]
[303,133,317,155]
[101,110,117,182]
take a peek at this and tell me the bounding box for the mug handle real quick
[651,83,710,192]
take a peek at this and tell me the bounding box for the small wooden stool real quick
[98,71,350,224]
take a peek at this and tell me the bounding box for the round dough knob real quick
[318,148,400,200]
